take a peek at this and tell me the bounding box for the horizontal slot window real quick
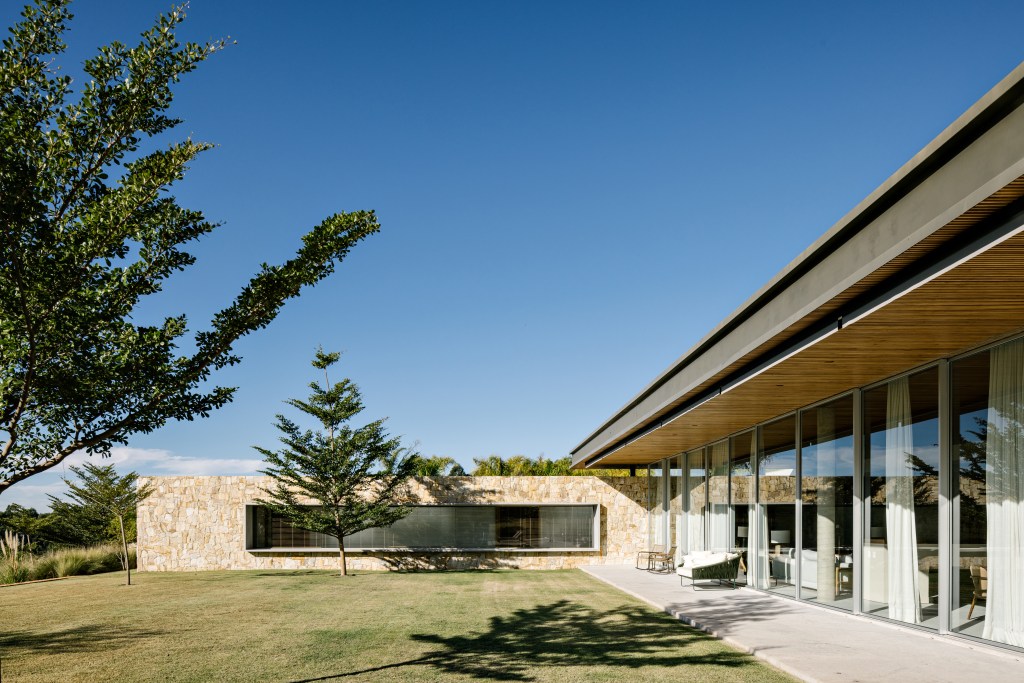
[245,504,599,552]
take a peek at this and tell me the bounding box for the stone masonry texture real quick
[137,476,648,571]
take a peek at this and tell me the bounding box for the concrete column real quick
[816,405,837,602]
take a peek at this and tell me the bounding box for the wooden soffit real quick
[592,226,1024,465]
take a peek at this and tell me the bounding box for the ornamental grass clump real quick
[1,530,30,584]
[0,542,136,584]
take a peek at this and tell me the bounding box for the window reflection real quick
[800,396,854,610]
[759,415,796,595]
[951,338,1024,648]
[862,367,939,628]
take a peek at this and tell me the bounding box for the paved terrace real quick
[582,565,1023,683]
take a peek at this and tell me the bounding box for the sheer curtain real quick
[708,441,730,551]
[709,505,729,550]
[687,509,705,553]
[687,453,705,553]
[984,339,1024,646]
[886,376,921,623]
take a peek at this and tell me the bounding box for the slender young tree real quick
[0,1,380,497]
[257,350,418,576]
[56,462,154,585]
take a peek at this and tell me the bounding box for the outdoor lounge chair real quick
[677,551,741,589]
[648,545,677,573]
[636,544,666,570]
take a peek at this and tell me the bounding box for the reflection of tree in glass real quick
[955,419,989,537]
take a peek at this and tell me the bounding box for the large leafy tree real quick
[0,1,379,496]
[258,349,418,576]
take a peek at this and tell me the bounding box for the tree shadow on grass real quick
[290,599,759,682]
[0,623,164,655]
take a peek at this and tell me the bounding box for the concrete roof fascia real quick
[571,60,1024,465]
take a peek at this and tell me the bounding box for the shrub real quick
[30,554,59,580]
[0,559,30,584]
[54,550,91,578]
[0,542,137,584]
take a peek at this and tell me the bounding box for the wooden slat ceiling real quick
[588,174,1024,463]
[593,229,1024,465]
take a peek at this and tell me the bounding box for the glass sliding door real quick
[800,395,855,610]
[758,415,797,594]
[951,337,1024,648]
[862,366,939,628]
[669,455,683,563]
[685,448,706,554]
[647,463,666,550]
[708,440,730,551]
[731,429,756,585]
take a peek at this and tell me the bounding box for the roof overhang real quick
[572,60,1024,469]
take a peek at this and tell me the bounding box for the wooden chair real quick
[968,565,987,619]
[648,545,677,573]
[636,544,665,570]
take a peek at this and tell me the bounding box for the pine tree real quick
[55,462,154,585]
[257,349,417,576]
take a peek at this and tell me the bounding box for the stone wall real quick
[137,476,648,571]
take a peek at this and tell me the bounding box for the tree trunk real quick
[118,514,131,586]
[338,540,347,577]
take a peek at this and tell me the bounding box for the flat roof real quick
[572,60,1024,468]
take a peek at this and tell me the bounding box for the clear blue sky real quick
[5,0,1024,508]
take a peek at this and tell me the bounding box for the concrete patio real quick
[582,565,1023,683]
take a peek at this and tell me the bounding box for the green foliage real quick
[47,461,152,583]
[0,0,380,496]
[0,528,28,582]
[0,541,134,584]
[469,454,572,475]
[258,349,418,576]
[469,454,637,476]
[413,455,466,476]
[0,503,56,551]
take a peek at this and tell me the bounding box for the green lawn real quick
[0,569,793,682]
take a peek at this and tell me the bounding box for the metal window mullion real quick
[937,359,951,634]
[852,388,864,615]
[794,411,803,601]
[754,425,763,589]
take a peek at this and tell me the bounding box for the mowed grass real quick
[0,569,794,683]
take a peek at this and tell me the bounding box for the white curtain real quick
[708,441,730,551]
[984,339,1024,646]
[709,504,729,551]
[687,507,704,553]
[885,376,921,623]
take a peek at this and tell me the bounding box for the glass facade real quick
[247,504,598,551]
[648,464,665,549]
[759,415,797,594]
[800,395,854,609]
[862,367,939,628]
[669,455,683,562]
[951,337,1024,648]
[685,448,705,553]
[730,430,755,585]
[657,331,1024,651]
[708,440,730,552]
